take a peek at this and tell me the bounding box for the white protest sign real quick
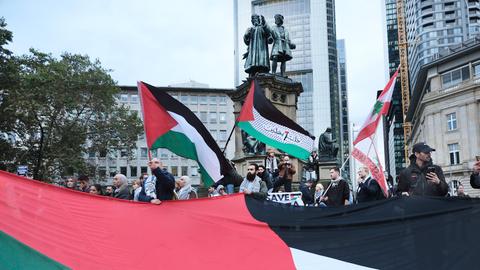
[267,192,304,206]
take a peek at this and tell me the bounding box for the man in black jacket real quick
[397,142,448,197]
[470,160,480,188]
[138,158,175,204]
[356,167,385,203]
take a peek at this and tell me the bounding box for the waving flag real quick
[237,80,315,160]
[353,68,399,145]
[2,171,480,269]
[138,81,231,186]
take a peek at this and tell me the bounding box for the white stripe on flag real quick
[169,112,223,182]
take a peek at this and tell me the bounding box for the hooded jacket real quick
[397,156,448,197]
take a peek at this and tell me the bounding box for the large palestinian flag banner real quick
[138,81,231,186]
[237,80,315,160]
[1,171,479,269]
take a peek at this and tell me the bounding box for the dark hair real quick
[258,165,266,170]
[78,175,89,182]
[330,167,340,173]
[92,184,103,195]
[248,163,259,171]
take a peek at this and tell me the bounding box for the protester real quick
[239,164,261,194]
[175,176,198,200]
[397,142,448,197]
[257,165,273,192]
[137,158,175,204]
[77,175,90,192]
[208,186,219,197]
[265,150,279,178]
[132,179,142,201]
[89,184,103,196]
[104,185,114,197]
[300,179,315,205]
[456,184,469,198]
[216,185,228,196]
[304,150,319,182]
[322,167,350,206]
[65,177,76,190]
[273,156,296,192]
[112,174,132,200]
[314,183,325,206]
[356,167,385,203]
[470,160,480,188]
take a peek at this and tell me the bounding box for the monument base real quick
[317,160,339,187]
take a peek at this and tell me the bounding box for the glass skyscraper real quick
[234,0,343,157]
[337,39,350,176]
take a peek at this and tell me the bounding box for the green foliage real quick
[0,19,143,180]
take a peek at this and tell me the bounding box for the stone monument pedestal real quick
[229,73,303,179]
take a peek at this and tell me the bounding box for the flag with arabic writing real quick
[237,80,315,160]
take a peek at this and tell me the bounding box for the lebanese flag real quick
[2,171,480,269]
[237,80,315,160]
[353,68,399,145]
[351,147,388,197]
[138,81,231,186]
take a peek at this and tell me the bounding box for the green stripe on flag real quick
[238,122,311,160]
[0,230,71,270]
[150,130,216,187]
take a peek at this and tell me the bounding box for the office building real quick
[234,0,343,156]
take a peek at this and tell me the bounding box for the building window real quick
[474,62,480,77]
[109,167,117,177]
[191,95,198,105]
[140,166,148,174]
[209,112,217,123]
[130,94,138,103]
[139,147,147,158]
[130,166,137,177]
[191,166,198,176]
[120,94,128,102]
[210,130,218,140]
[441,66,470,88]
[219,130,227,141]
[171,166,178,176]
[88,152,95,158]
[181,166,188,176]
[200,111,208,123]
[219,112,227,123]
[447,113,457,131]
[219,96,227,105]
[120,149,128,158]
[180,95,189,104]
[210,96,217,105]
[120,166,127,176]
[448,143,460,165]
[199,96,207,104]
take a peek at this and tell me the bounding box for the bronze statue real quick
[318,128,339,160]
[270,14,295,77]
[243,14,271,76]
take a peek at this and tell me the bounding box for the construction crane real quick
[396,0,412,165]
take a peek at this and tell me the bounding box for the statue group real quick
[243,14,296,77]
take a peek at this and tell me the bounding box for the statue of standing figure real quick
[243,14,271,76]
[269,14,295,77]
[243,14,295,77]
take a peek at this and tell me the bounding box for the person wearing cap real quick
[397,142,448,197]
[470,160,480,189]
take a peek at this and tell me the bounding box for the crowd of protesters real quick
[61,142,480,206]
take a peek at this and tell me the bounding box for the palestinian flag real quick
[138,81,231,186]
[237,80,315,160]
[353,68,399,145]
[1,171,480,269]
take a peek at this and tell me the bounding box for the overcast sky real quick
[2,0,388,129]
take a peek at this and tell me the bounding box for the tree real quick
[0,22,143,180]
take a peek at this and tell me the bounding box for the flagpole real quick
[222,122,237,155]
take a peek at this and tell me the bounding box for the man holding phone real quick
[397,142,448,197]
[470,156,480,188]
